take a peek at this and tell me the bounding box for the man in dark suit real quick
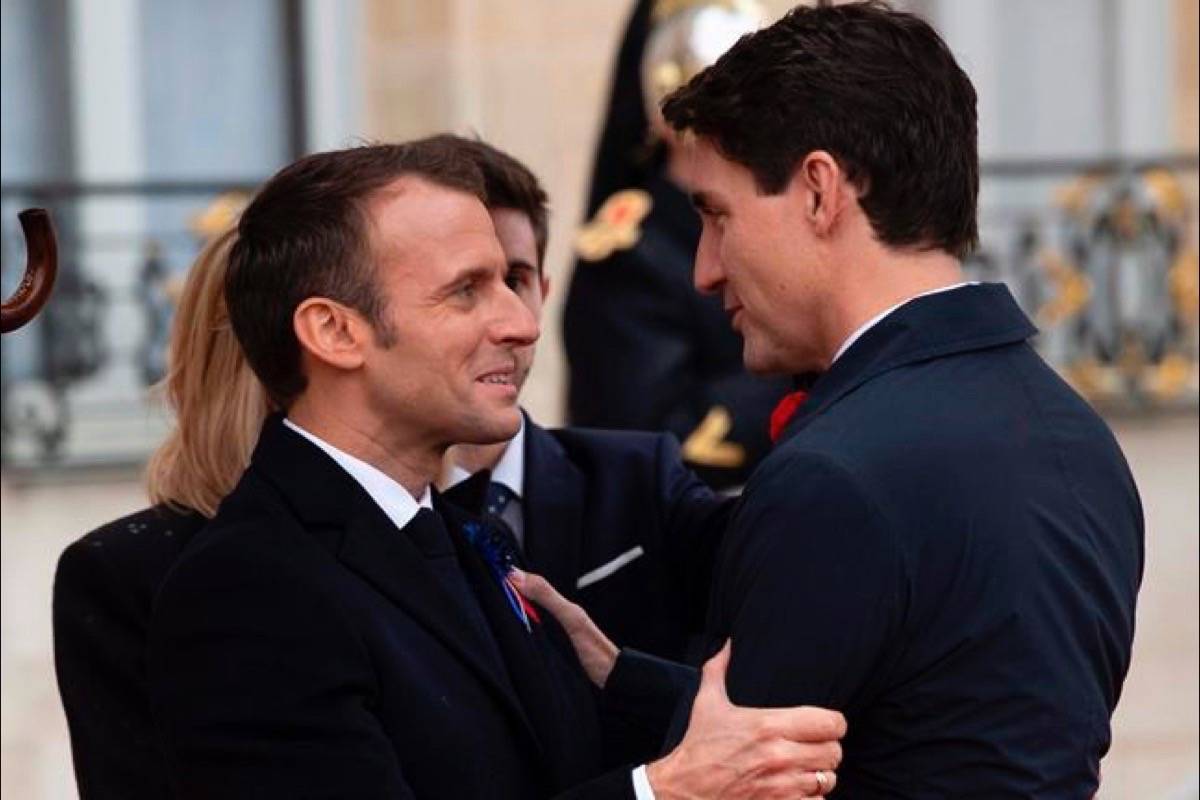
[148,137,845,798]
[441,139,731,666]
[642,3,1143,797]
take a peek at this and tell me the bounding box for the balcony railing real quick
[1,181,258,474]
[1,157,1197,474]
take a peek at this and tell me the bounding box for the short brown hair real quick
[428,135,550,270]
[226,139,486,408]
[662,1,979,259]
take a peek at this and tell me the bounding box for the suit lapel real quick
[522,420,586,601]
[250,417,544,761]
[437,497,581,788]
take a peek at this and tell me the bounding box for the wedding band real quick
[815,770,828,790]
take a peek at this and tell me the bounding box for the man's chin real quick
[458,405,522,445]
[742,344,786,376]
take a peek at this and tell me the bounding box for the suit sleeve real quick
[716,451,908,713]
[654,434,735,629]
[54,539,171,800]
[147,534,414,799]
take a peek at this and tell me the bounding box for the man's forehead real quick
[369,177,494,246]
[677,135,727,193]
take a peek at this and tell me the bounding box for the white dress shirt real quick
[830,282,976,365]
[282,418,432,530]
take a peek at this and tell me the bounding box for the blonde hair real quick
[146,228,270,517]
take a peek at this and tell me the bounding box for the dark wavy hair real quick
[662,0,979,259]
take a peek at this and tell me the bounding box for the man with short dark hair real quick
[649,2,1142,796]
[148,137,846,799]
[438,137,728,667]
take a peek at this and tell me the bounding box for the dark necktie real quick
[406,509,506,669]
[483,482,523,563]
[485,481,516,517]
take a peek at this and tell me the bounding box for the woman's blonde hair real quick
[146,228,270,517]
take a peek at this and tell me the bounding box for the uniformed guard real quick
[563,0,789,490]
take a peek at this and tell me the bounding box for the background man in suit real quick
[647,2,1138,796]
[442,138,731,668]
[148,137,845,798]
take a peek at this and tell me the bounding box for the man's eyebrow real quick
[690,191,718,213]
[434,264,494,295]
[506,258,536,273]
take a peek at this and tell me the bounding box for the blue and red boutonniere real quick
[462,520,540,632]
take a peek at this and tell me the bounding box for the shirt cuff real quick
[631,764,657,800]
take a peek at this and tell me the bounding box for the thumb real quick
[696,639,732,708]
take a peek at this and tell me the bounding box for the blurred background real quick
[1,0,1196,797]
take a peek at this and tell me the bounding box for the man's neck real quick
[821,248,965,370]
[447,440,510,476]
[286,399,439,501]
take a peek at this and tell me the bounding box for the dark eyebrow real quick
[434,264,494,297]
[690,191,718,214]
[506,259,537,274]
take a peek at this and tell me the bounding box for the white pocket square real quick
[576,546,645,590]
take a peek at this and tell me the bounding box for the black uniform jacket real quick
[563,168,791,490]
[135,416,642,799]
[697,283,1144,797]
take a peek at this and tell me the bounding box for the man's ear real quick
[792,150,852,237]
[293,297,368,372]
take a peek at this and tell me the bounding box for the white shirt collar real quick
[445,414,526,498]
[282,418,432,532]
[830,282,976,365]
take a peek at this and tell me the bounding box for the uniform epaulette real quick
[681,406,746,469]
[575,189,653,262]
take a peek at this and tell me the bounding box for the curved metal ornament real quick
[1,209,58,334]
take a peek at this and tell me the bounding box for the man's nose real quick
[493,283,539,347]
[693,232,723,296]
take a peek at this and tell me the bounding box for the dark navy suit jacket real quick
[520,420,733,661]
[142,417,639,799]
[703,284,1143,797]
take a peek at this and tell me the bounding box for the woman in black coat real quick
[53,227,269,800]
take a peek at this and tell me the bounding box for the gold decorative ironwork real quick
[1142,168,1188,220]
[1168,249,1199,322]
[1036,250,1092,327]
[1143,352,1196,400]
